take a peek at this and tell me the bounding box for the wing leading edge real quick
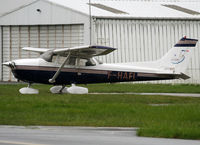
[22,45,117,58]
[22,47,50,53]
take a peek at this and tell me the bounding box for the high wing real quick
[54,45,116,57]
[22,47,50,53]
[22,45,116,58]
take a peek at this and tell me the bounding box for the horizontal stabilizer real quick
[180,73,190,80]
[172,73,190,80]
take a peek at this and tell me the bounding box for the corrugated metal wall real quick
[2,24,84,81]
[94,19,200,84]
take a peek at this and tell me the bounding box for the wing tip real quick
[22,47,50,53]
[90,45,117,50]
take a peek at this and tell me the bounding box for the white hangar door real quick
[2,24,84,81]
[95,19,200,84]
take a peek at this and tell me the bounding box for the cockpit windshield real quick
[40,50,54,62]
[40,51,102,66]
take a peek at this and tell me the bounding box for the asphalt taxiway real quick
[90,93,200,97]
[0,126,199,145]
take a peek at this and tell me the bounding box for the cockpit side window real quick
[51,55,97,67]
[67,57,76,65]
[52,55,76,66]
[78,58,96,67]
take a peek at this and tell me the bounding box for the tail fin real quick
[158,36,198,74]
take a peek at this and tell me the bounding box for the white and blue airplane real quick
[3,36,198,94]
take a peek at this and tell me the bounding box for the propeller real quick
[3,61,16,69]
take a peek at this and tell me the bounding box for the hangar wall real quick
[1,0,200,84]
[2,24,84,81]
[94,19,200,84]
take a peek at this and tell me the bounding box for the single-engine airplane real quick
[3,36,198,94]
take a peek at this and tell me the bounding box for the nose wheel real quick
[19,83,39,94]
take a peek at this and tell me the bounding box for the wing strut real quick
[49,52,71,83]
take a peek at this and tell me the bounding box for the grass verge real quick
[0,83,200,139]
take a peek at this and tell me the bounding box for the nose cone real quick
[3,61,11,67]
[3,61,15,69]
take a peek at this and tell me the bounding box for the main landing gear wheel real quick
[67,84,88,94]
[50,84,88,94]
[50,86,68,94]
[19,83,39,94]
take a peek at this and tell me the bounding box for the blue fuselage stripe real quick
[174,44,196,47]
[12,68,176,85]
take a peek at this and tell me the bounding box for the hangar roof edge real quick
[0,0,39,18]
[48,0,200,19]
[0,0,89,19]
[1,0,200,20]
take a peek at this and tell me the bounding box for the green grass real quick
[87,83,200,93]
[0,83,200,139]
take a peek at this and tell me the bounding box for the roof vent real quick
[36,9,41,13]
[88,3,128,14]
[162,4,200,15]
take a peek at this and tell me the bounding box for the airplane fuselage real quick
[9,58,177,85]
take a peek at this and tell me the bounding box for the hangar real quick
[0,0,200,83]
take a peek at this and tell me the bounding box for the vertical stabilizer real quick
[158,36,198,74]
